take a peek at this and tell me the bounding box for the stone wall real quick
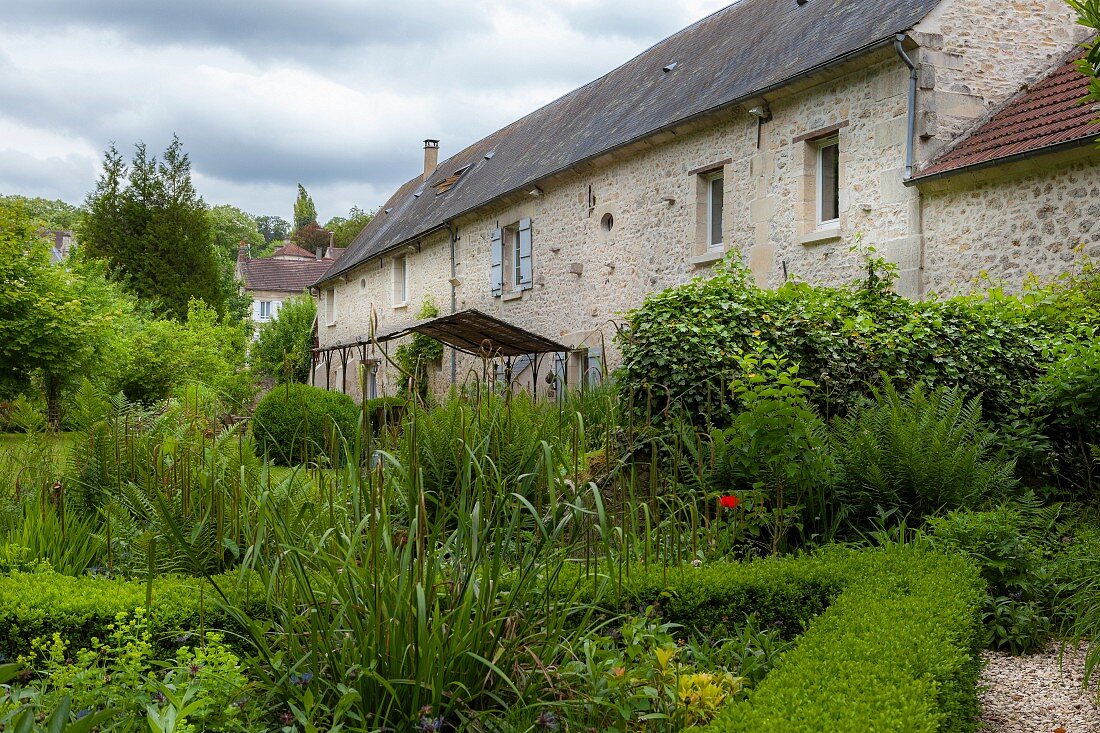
[920,153,1100,295]
[913,0,1087,157]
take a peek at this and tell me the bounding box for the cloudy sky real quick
[0,0,732,223]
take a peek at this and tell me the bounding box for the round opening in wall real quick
[600,212,614,232]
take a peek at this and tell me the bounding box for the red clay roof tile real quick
[917,49,1100,179]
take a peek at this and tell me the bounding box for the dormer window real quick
[435,165,472,195]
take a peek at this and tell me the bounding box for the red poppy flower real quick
[719,495,740,509]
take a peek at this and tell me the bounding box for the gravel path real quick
[980,642,1100,732]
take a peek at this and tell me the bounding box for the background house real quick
[237,244,344,328]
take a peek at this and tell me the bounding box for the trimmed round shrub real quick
[252,384,358,466]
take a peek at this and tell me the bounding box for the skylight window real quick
[435,164,473,195]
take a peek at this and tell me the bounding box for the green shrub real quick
[250,295,316,384]
[363,395,408,435]
[617,256,1079,431]
[0,570,262,657]
[693,547,984,733]
[1039,341,1100,496]
[252,383,358,466]
[831,382,1016,526]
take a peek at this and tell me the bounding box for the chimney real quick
[423,139,440,181]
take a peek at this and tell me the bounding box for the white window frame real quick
[706,172,724,252]
[511,227,523,292]
[816,136,841,229]
[258,301,272,321]
[392,255,408,308]
[324,289,336,326]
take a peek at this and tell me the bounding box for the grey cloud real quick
[5,1,488,58]
[0,150,99,204]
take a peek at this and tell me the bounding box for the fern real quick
[832,381,1017,527]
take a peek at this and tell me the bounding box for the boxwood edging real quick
[0,571,262,657]
[556,547,984,732]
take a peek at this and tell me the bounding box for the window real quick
[706,173,724,251]
[392,255,407,307]
[491,220,532,296]
[324,289,335,325]
[816,136,840,228]
[258,301,272,321]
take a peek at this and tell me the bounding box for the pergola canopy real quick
[374,309,568,357]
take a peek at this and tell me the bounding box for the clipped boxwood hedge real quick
[0,570,263,657]
[558,546,984,733]
[252,383,359,466]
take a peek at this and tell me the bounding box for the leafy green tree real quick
[81,137,224,320]
[0,201,126,426]
[325,206,374,248]
[209,204,264,259]
[293,184,318,231]
[250,296,317,384]
[256,215,290,245]
[111,299,254,410]
[0,195,84,230]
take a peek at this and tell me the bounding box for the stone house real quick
[312,0,1099,401]
[236,244,344,328]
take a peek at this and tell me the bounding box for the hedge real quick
[252,383,359,466]
[0,570,263,657]
[557,546,984,733]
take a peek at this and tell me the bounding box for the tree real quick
[250,295,317,384]
[293,184,318,230]
[0,195,85,230]
[0,201,127,426]
[81,137,224,320]
[209,204,264,259]
[325,206,374,248]
[291,221,333,254]
[256,215,291,245]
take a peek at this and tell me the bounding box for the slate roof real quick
[917,48,1100,180]
[319,0,944,285]
[240,252,344,294]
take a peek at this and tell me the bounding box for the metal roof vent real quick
[484,151,496,160]
[663,62,678,73]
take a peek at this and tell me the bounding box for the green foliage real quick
[831,382,1017,525]
[251,384,358,466]
[394,298,445,400]
[324,206,373,248]
[0,201,129,425]
[208,204,264,260]
[2,610,261,732]
[1038,340,1100,495]
[292,184,317,231]
[250,296,317,384]
[696,547,985,733]
[0,570,261,658]
[81,137,224,320]
[0,194,84,230]
[110,300,254,411]
[618,255,1078,430]
[711,355,833,554]
[254,215,290,246]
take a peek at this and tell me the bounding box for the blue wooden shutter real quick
[490,228,503,296]
[587,347,603,387]
[518,219,533,290]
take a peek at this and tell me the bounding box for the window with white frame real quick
[706,172,724,251]
[258,301,273,321]
[324,289,335,325]
[816,136,840,228]
[392,255,408,307]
